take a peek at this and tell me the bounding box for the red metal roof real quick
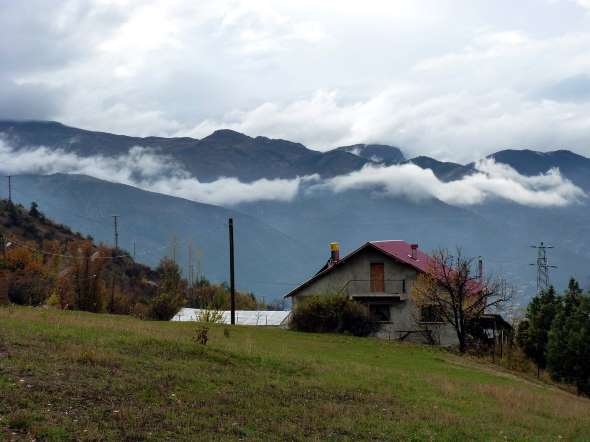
[369,240,433,274]
[285,239,483,299]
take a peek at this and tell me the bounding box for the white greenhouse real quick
[171,308,291,326]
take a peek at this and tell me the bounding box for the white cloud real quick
[318,159,585,207]
[0,139,584,208]
[3,1,590,159]
[0,140,304,205]
[184,86,590,163]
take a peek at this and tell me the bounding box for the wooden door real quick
[370,263,385,292]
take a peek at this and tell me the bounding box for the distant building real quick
[284,240,490,346]
[171,308,290,326]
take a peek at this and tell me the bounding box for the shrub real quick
[7,272,52,306]
[131,302,150,320]
[29,201,42,219]
[194,325,209,345]
[196,308,225,323]
[148,292,183,320]
[290,294,378,337]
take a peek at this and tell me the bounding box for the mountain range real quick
[1,119,590,303]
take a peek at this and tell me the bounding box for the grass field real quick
[0,307,589,441]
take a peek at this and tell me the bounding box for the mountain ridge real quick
[2,120,590,301]
[3,120,590,185]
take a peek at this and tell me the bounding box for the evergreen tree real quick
[547,279,590,395]
[522,286,559,375]
[149,258,185,320]
[29,201,40,219]
[515,319,530,349]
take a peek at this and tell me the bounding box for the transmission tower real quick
[529,242,557,293]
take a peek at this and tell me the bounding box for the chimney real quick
[330,242,340,264]
[478,256,484,281]
[410,244,418,260]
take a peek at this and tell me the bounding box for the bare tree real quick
[412,248,512,353]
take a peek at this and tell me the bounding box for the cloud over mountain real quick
[0,139,584,208]
[319,160,585,207]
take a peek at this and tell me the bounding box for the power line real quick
[529,242,557,293]
[6,237,129,260]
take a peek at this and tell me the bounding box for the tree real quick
[4,241,52,306]
[156,257,184,296]
[547,279,590,395]
[515,319,530,350]
[412,248,512,353]
[29,202,41,219]
[68,241,107,312]
[148,257,185,320]
[521,286,560,376]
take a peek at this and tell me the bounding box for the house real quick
[284,240,462,346]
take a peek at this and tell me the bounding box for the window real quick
[420,305,444,323]
[369,304,391,322]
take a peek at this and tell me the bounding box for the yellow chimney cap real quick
[330,242,340,251]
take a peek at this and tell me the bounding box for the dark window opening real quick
[420,305,444,323]
[369,304,391,323]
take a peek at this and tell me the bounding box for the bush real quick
[196,308,225,323]
[290,294,378,337]
[7,272,52,306]
[194,325,209,345]
[148,292,183,320]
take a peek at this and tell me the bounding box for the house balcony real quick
[338,279,408,301]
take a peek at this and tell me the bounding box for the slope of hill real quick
[6,174,317,298]
[0,199,87,245]
[0,199,158,308]
[1,307,588,440]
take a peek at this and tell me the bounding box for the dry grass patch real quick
[475,383,590,421]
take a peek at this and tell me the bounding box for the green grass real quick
[0,307,589,441]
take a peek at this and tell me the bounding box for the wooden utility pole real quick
[229,218,236,325]
[0,233,5,259]
[110,273,116,313]
[6,176,11,203]
[112,215,119,249]
[110,215,119,314]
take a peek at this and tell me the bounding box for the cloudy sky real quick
[2,0,590,162]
